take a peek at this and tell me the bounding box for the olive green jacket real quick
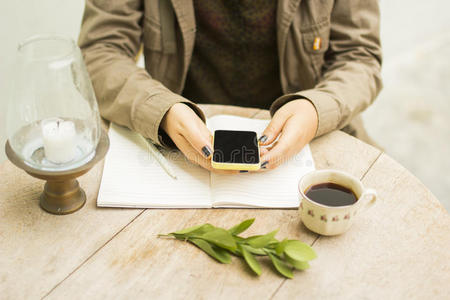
[79,0,382,146]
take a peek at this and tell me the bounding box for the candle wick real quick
[57,120,60,128]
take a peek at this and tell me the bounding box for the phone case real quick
[210,132,261,171]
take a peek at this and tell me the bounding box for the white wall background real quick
[362,0,450,209]
[0,0,85,162]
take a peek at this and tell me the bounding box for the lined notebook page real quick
[211,147,315,208]
[97,123,212,208]
[207,115,315,208]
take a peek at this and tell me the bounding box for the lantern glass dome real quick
[6,35,101,171]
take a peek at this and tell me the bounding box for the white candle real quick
[41,118,77,164]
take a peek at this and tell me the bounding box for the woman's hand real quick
[258,99,318,170]
[160,103,216,171]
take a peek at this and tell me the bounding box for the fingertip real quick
[201,145,212,158]
[259,148,269,156]
[259,129,279,145]
[258,135,268,144]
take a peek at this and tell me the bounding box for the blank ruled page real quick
[97,123,211,208]
[211,146,315,208]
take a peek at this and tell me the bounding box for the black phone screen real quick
[212,130,260,164]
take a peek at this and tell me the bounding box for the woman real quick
[79,0,382,171]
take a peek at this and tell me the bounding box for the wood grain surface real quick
[275,154,450,299]
[0,105,448,300]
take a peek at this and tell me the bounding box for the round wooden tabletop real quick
[0,105,449,299]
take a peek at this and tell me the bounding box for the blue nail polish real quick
[258,135,268,143]
[239,170,248,173]
[201,145,212,157]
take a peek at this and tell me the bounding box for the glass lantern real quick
[6,34,101,171]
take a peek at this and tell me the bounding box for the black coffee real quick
[305,183,357,207]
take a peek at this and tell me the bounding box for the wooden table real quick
[1,105,449,299]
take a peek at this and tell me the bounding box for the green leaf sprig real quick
[158,218,317,278]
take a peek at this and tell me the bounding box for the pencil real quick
[139,134,177,179]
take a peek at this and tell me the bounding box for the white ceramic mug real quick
[298,169,377,236]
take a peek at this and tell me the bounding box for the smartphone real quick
[211,130,260,171]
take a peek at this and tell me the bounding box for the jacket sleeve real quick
[270,0,382,137]
[78,0,205,146]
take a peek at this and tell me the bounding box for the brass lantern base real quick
[40,179,86,214]
[5,130,109,215]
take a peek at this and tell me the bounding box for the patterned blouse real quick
[182,0,282,109]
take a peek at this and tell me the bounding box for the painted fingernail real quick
[258,135,268,143]
[201,145,212,158]
[261,161,268,169]
[239,170,248,173]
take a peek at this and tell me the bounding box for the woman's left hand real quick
[258,99,318,170]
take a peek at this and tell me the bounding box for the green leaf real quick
[284,240,317,262]
[244,245,266,256]
[285,255,310,270]
[193,227,237,251]
[173,224,204,235]
[232,235,245,242]
[173,223,215,236]
[232,247,242,257]
[267,252,293,279]
[228,218,255,235]
[267,238,280,246]
[240,245,262,276]
[275,239,288,255]
[160,219,317,279]
[189,238,231,264]
[263,248,277,255]
[246,230,278,248]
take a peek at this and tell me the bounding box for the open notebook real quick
[97,115,315,208]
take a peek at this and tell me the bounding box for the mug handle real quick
[360,188,377,212]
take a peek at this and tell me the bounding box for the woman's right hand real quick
[160,103,218,172]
